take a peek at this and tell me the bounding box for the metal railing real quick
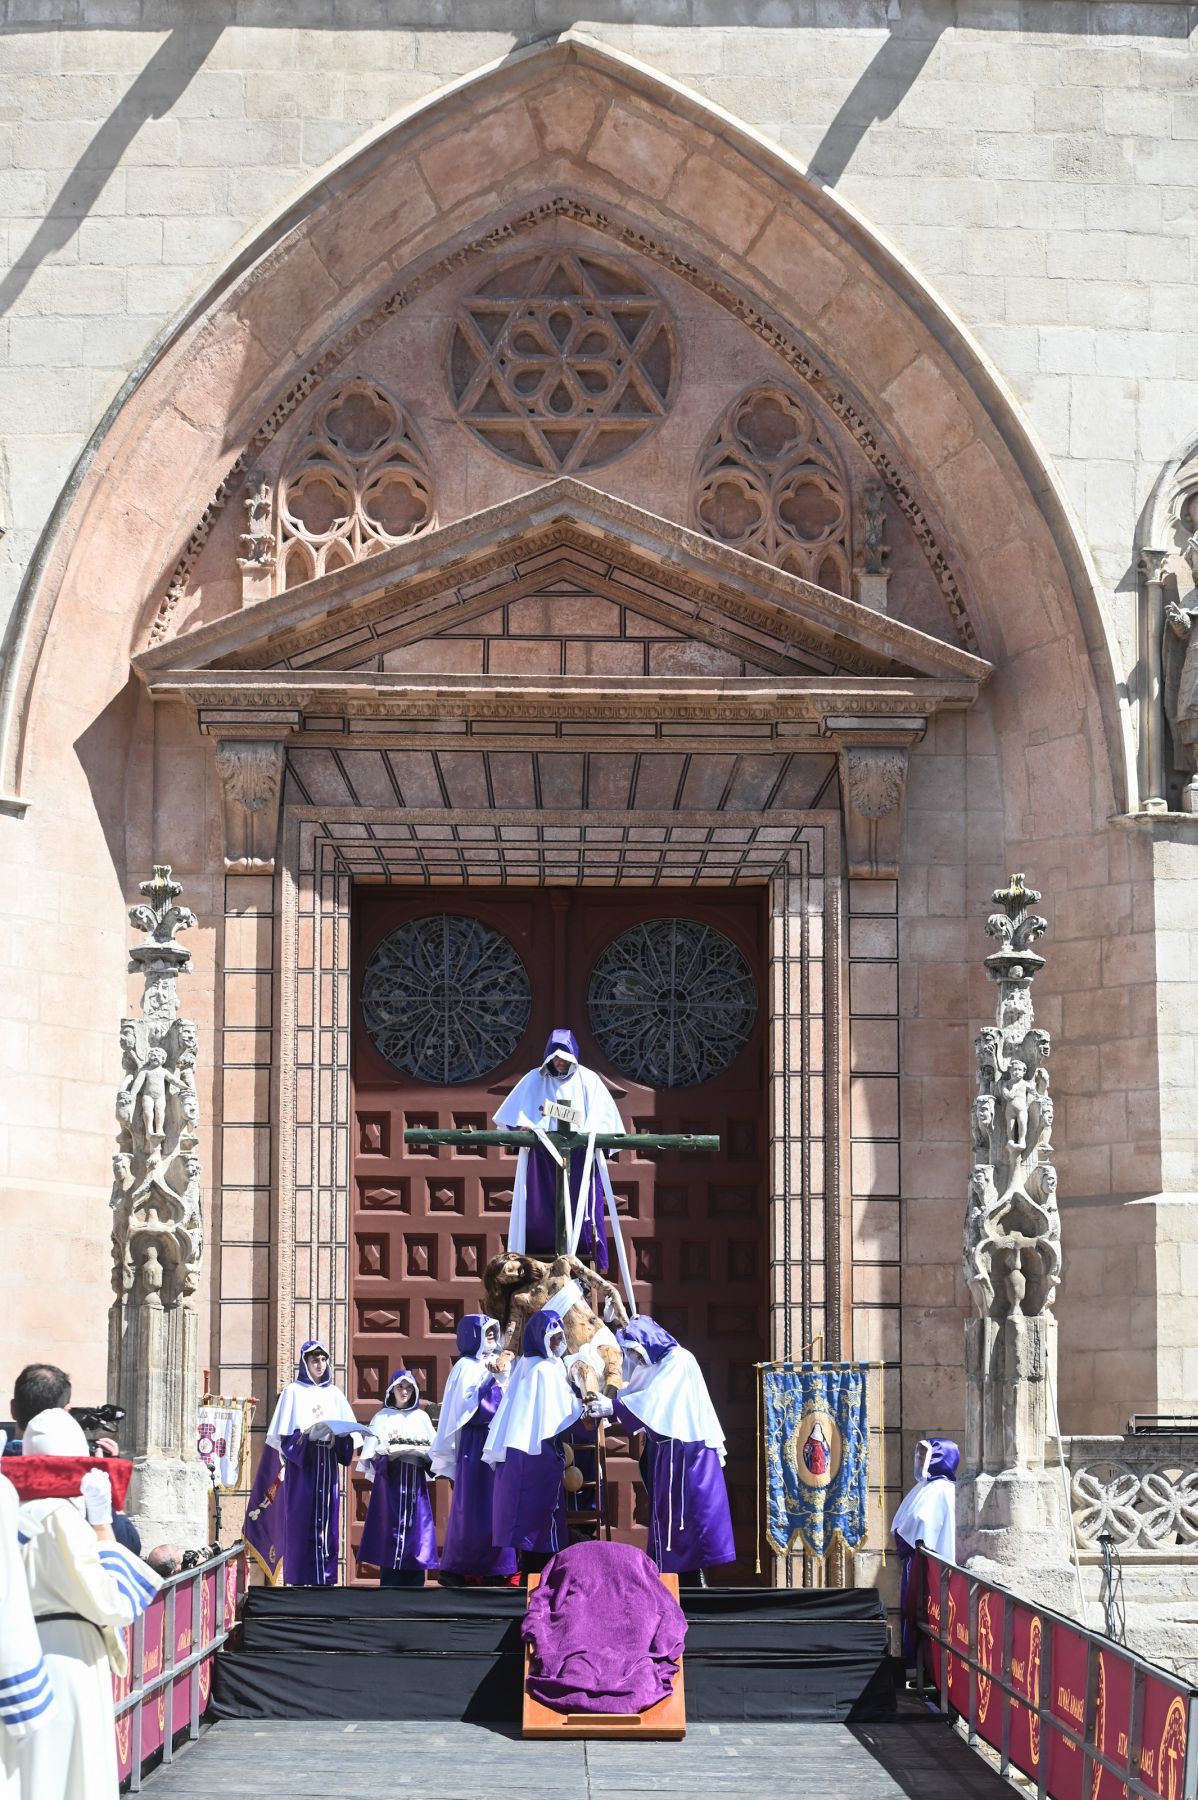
[915,1547,1198,1800]
[113,1543,245,1792]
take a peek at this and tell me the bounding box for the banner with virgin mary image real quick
[762,1363,869,1557]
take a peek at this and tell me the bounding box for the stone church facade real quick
[2,4,1197,1601]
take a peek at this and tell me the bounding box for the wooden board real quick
[521,1570,686,1740]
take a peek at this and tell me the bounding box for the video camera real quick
[180,1542,221,1571]
[69,1403,126,1450]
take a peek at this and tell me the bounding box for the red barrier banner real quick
[974,1586,1005,1758]
[1046,1619,1089,1800]
[1008,1599,1044,1782]
[1142,1672,1189,1800]
[114,1625,134,1786]
[918,1552,1194,1800]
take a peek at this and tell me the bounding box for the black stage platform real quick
[212,1583,895,1724]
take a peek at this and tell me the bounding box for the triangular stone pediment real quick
[136,481,991,694]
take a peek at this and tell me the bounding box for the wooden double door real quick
[349,887,767,1577]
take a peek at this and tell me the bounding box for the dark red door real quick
[350,888,767,1577]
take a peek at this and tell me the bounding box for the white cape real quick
[430,1355,492,1480]
[265,1379,359,1450]
[619,1345,727,1464]
[358,1403,434,1482]
[891,1478,956,1561]
[482,1356,581,1466]
[495,1062,623,1137]
[0,1472,54,1800]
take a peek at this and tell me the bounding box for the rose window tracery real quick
[448,250,677,474]
[360,915,531,1085]
[587,919,757,1088]
[276,382,434,592]
[692,386,851,595]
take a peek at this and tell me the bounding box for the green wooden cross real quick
[403,1124,720,1256]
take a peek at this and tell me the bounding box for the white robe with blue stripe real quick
[0,1472,54,1798]
[13,1493,161,1800]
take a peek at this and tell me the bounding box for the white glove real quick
[80,1469,114,1527]
[584,1396,613,1421]
[308,1420,335,1444]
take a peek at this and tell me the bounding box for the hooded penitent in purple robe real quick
[494,1028,623,1270]
[484,1310,582,1556]
[247,1340,361,1587]
[357,1370,438,1583]
[891,1436,960,1663]
[431,1316,517,1580]
[614,1316,736,1576]
[522,1539,687,1715]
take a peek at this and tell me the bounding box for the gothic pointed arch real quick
[2,29,1123,821]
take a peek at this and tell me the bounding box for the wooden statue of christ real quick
[494,1029,624,1271]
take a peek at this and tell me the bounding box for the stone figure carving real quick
[237,474,276,569]
[856,478,889,577]
[1156,483,1198,812]
[962,874,1060,1322]
[130,1047,184,1150]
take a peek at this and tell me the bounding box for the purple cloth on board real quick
[358,1457,438,1574]
[614,1400,735,1575]
[522,1539,686,1715]
[491,1444,569,1554]
[523,1142,609,1271]
[440,1377,516,1578]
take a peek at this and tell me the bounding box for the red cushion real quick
[5,1455,133,1508]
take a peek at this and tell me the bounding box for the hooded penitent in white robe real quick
[0,1465,55,1800]
[619,1339,728,1464]
[890,1438,960,1561]
[14,1410,162,1800]
[494,1030,627,1276]
[483,1316,581,1467]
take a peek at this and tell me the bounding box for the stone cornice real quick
[139,668,977,733]
[134,484,992,690]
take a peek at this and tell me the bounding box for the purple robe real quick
[359,1457,437,1574]
[523,1143,609,1271]
[523,1540,686,1715]
[614,1400,735,1574]
[440,1377,516,1578]
[277,1429,354,1587]
[491,1444,569,1554]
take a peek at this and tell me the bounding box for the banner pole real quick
[756,1362,763,1577]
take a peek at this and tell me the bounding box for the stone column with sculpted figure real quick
[958,875,1072,1604]
[107,866,210,1548]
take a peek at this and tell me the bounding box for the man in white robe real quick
[495,1028,624,1273]
[13,1407,161,1800]
[0,1443,55,1800]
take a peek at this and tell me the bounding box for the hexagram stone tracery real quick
[448,249,676,474]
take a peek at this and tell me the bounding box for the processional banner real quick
[196,1394,255,1492]
[761,1363,869,1557]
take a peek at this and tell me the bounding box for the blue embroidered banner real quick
[762,1363,869,1557]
